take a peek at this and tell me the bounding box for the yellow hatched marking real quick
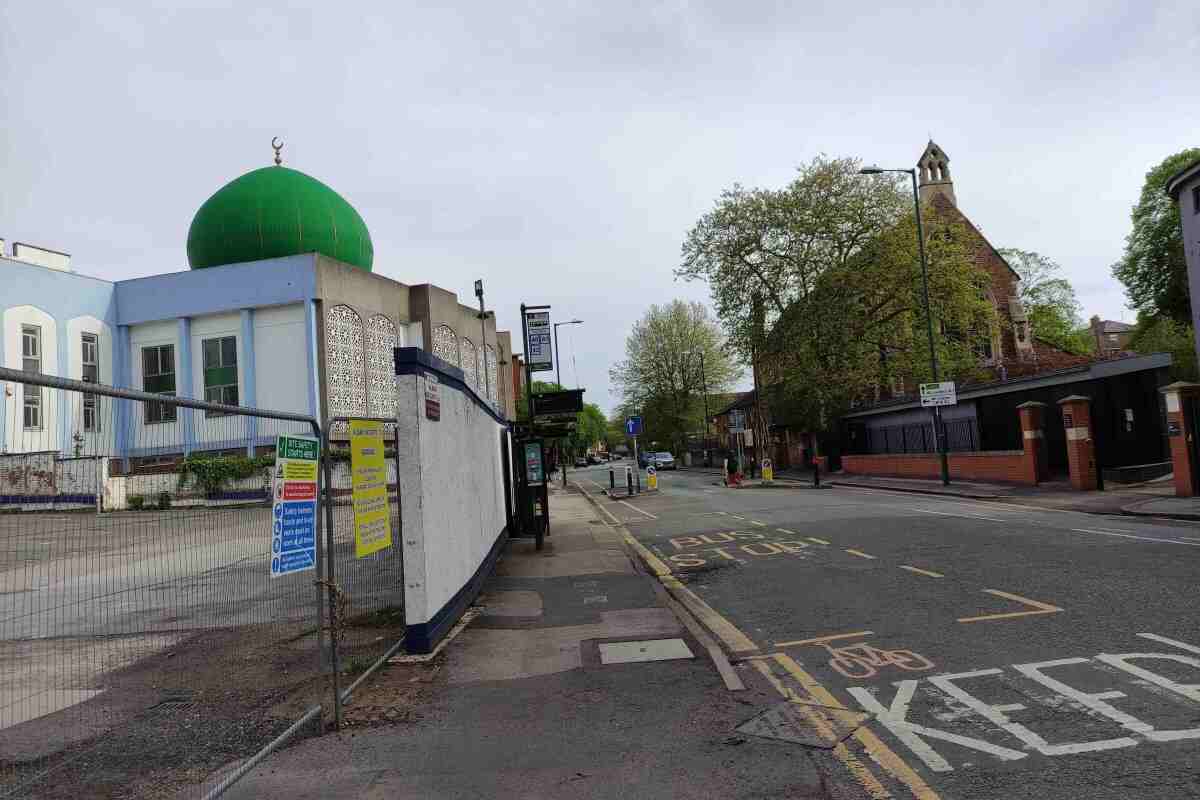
[776,630,874,648]
[957,589,1063,624]
[752,660,893,800]
[772,654,941,800]
[807,536,831,545]
[845,549,877,559]
[900,565,944,578]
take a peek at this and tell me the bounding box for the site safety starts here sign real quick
[271,434,319,578]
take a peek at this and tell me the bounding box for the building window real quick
[82,332,99,432]
[1107,333,1119,344]
[142,344,177,423]
[22,325,42,430]
[202,336,239,415]
[1193,185,1200,215]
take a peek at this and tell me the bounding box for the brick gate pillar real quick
[1015,401,1048,485]
[1058,395,1097,491]
[1161,382,1200,497]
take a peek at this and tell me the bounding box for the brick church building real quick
[728,141,1173,483]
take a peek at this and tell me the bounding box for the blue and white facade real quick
[0,245,517,464]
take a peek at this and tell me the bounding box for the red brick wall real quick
[842,451,1035,485]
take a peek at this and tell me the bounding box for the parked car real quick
[653,452,677,470]
[574,457,589,468]
[587,454,601,465]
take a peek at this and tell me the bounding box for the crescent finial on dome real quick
[271,137,284,166]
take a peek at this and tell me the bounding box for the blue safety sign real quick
[625,416,643,436]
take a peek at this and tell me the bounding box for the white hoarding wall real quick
[395,356,508,653]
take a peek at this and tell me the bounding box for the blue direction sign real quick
[625,416,643,436]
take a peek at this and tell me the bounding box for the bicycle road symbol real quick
[805,635,935,679]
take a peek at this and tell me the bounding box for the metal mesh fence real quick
[0,369,404,798]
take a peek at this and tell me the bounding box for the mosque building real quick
[1,142,518,462]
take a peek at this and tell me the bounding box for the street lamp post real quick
[684,350,711,466]
[858,164,950,486]
[553,319,583,389]
[474,280,490,407]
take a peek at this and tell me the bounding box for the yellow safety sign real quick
[350,419,393,558]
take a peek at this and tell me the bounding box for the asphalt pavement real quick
[572,463,1200,800]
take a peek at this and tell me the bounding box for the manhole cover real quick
[598,638,694,664]
[736,701,869,749]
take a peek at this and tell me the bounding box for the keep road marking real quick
[900,565,944,578]
[845,549,876,559]
[957,589,1062,623]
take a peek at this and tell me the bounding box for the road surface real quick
[572,462,1200,800]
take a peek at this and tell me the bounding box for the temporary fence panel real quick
[0,367,408,798]
[320,417,406,728]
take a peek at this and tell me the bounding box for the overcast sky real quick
[3,1,1198,414]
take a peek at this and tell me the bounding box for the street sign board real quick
[534,420,577,438]
[532,389,584,417]
[919,381,957,408]
[349,420,392,559]
[625,416,643,436]
[424,374,441,420]
[271,434,319,578]
[525,311,553,373]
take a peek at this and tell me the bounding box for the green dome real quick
[187,166,373,271]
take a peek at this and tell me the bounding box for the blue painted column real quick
[240,309,257,455]
[116,325,131,470]
[58,320,71,456]
[177,318,195,456]
[304,300,321,422]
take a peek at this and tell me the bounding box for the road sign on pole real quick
[525,311,553,373]
[919,381,957,407]
[625,416,643,436]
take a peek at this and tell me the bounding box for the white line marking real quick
[912,508,1006,522]
[1137,633,1200,655]
[1069,528,1200,546]
[617,500,658,519]
[776,528,797,535]
[1180,537,1200,542]
[749,520,767,527]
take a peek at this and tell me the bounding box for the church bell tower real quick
[917,140,956,207]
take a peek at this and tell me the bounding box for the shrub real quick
[157,491,171,510]
[177,453,275,496]
[128,495,145,511]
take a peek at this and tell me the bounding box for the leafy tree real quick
[679,155,995,432]
[566,403,607,457]
[1112,148,1200,325]
[609,300,740,453]
[1129,312,1198,381]
[998,248,1093,355]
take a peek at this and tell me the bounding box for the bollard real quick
[813,460,821,488]
[609,466,616,492]
[626,465,634,496]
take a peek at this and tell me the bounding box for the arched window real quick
[461,338,479,389]
[433,324,459,367]
[326,304,366,420]
[365,314,398,418]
